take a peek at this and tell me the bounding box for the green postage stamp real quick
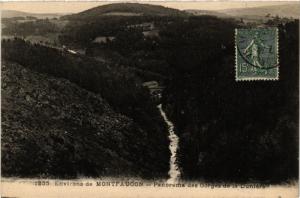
[235,28,279,81]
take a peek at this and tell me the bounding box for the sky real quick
[1,1,299,14]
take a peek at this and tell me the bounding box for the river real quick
[157,104,180,183]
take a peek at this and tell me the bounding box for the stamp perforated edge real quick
[235,28,279,82]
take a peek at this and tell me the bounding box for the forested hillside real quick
[162,19,299,183]
[1,3,298,183]
[1,40,170,179]
[59,12,299,183]
[62,3,188,20]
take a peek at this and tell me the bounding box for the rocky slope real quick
[1,61,166,178]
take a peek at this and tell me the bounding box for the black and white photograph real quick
[1,1,299,197]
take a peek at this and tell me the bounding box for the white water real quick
[157,104,180,183]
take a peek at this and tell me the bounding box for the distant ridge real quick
[218,4,300,18]
[2,10,65,19]
[2,10,30,18]
[185,10,230,18]
[63,3,188,20]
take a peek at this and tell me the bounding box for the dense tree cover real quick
[2,7,298,183]
[2,19,60,37]
[2,39,170,178]
[85,27,170,77]
[59,15,183,46]
[60,16,186,78]
[2,61,167,178]
[161,18,299,183]
[59,13,299,183]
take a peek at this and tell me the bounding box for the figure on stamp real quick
[243,32,270,68]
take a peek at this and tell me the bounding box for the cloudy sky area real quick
[1,1,299,14]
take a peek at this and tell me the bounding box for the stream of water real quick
[157,104,180,183]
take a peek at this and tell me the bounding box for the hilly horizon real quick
[218,3,300,18]
[3,3,299,20]
[184,9,230,18]
[1,10,66,19]
[62,3,188,20]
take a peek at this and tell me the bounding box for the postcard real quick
[1,1,299,197]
